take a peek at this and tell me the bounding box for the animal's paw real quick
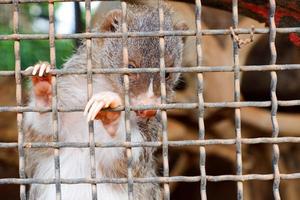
[84,92,122,123]
[25,61,51,77]
[25,62,52,106]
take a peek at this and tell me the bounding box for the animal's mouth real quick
[135,109,157,118]
[131,94,160,119]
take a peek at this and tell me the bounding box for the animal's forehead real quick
[103,36,181,69]
[102,8,183,66]
[127,12,180,53]
[105,36,180,56]
[126,37,179,63]
[127,8,175,32]
[130,17,160,32]
[128,37,159,53]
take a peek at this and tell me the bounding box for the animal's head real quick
[99,6,188,118]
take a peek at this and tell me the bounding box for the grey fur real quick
[25,5,186,200]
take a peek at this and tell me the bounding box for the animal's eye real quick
[128,64,136,68]
[165,72,170,79]
[128,63,139,79]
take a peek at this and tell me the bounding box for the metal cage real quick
[0,0,299,200]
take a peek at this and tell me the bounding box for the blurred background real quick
[0,1,299,199]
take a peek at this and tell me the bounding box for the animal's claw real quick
[84,92,122,123]
[25,62,51,77]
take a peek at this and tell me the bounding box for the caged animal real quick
[24,4,188,200]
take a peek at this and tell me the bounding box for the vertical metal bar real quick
[13,0,26,199]
[269,1,281,199]
[232,0,243,199]
[85,0,97,199]
[158,1,170,199]
[48,1,61,199]
[195,0,207,200]
[121,2,134,200]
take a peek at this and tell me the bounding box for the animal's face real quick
[100,7,188,118]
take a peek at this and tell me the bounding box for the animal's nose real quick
[136,110,157,118]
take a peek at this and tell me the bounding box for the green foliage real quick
[0,26,12,35]
[0,39,74,70]
[0,41,14,70]
[0,3,76,71]
[20,40,74,70]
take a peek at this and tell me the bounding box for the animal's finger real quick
[32,64,40,75]
[90,101,105,121]
[24,66,34,72]
[103,96,112,108]
[39,63,47,77]
[110,97,121,108]
[84,96,97,116]
[86,101,96,122]
[84,100,93,116]
[101,94,117,108]
[87,101,101,122]
[45,65,51,73]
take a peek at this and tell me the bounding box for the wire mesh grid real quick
[0,0,299,200]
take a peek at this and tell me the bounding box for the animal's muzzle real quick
[135,109,157,118]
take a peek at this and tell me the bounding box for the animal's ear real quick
[100,9,123,32]
[174,21,189,43]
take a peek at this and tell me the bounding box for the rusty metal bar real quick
[13,0,26,199]
[0,173,299,185]
[0,1,299,199]
[48,1,61,199]
[1,136,300,149]
[0,0,101,3]
[269,1,281,200]
[3,100,300,113]
[1,27,299,41]
[121,2,134,200]
[3,64,300,77]
[84,0,98,199]
[231,1,243,199]
[158,1,171,199]
[195,0,207,199]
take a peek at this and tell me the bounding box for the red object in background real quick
[240,1,300,47]
[184,0,300,47]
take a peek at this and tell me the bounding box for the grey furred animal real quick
[24,5,187,200]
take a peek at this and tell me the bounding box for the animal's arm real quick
[84,91,122,137]
[25,62,52,107]
[25,62,124,138]
[24,62,53,135]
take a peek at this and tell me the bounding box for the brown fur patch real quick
[95,111,120,125]
[25,127,53,178]
[100,9,123,32]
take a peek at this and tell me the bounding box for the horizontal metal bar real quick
[1,100,300,114]
[0,0,102,3]
[2,64,300,77]
[1,137,300,149]
[0,173,299,185]
[0,27,299,41]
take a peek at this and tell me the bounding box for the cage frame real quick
[0,0,299,200]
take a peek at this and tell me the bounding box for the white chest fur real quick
[29,111,143,200]
[31,149,129,200]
